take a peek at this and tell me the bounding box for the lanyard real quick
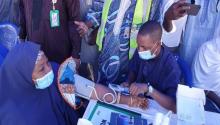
[52,0,57,10]
[217,0,220,12]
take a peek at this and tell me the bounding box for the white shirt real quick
[185,0,220,96]
[192,36,220,96]
[192,8,220,96]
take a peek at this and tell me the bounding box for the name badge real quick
[50,10,60,28]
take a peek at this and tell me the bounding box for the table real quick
[83,100,220,125]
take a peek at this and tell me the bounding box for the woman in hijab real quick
[0,42,78,125]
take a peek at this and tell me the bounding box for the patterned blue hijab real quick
[0,42,78,125]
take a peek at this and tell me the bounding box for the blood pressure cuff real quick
[74,74,95,99]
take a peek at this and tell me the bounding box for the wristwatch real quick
[148,85,154,96]
[144,83,154,96]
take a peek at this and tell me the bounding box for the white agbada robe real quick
[192,5,220,96]
[192,37,220,96]
[180,0,220,67]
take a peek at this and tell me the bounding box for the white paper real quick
[177,84,206,124]
[74,74,95,99]
[77,118,93,125]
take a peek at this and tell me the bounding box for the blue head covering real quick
[0,42,78,125]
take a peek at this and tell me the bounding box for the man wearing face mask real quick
[123,21,181,112]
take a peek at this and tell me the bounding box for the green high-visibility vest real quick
[96,0,112,51]
[96,0,152,58]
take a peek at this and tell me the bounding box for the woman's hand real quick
[60,84,76,94]
[128,96,149,109]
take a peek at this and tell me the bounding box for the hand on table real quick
[128,96,149,109]
[129,83,148,96]
[120,82,130,87]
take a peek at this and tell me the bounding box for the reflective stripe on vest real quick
[96,0,112,51]
[129,0,152,59]
[96,0,152,55]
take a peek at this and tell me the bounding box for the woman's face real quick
[32,51,52,84]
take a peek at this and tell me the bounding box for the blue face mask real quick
[138,50,156,60]
[138,43,158,60]
[35,70,54,89]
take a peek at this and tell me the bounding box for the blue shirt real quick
[130,47,181,100]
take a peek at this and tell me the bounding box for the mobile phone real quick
[186,4,201,16]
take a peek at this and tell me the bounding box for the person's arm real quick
[64,0,82,70]
[206,91,220,107]
[130,56,181,112]
[121,50,139,87]
[149,88,176,112]
[19,0,27,41]
[162,0,190,32]
[90,84,148,109]
[75,0,104,36]
[129,83,176,112]
[126,56,139,84]
[127,71,137,84]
